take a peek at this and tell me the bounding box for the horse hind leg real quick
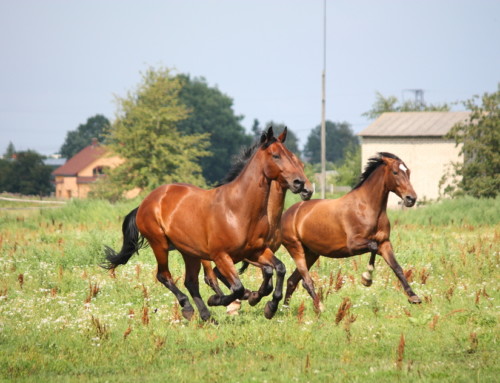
[361,249,377,287]
[184,256,212,322]
[149,240,195,320]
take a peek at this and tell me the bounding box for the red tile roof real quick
[52,144,107,176]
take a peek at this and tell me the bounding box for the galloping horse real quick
[103,127,313,321]
[281,152,421,311]
[200,139,292,312]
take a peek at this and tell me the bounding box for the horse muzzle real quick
[290,179,313,200]
[403,195,417,207]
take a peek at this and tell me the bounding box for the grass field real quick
[0,195,499,382]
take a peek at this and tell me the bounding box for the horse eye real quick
[272,154,281,159]
[392,171,398,175]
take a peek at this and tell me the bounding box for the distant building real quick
[358,112,469,206]
[52,140,123,199]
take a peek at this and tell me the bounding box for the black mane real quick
[352,152,401,190]
[217,140,261,186]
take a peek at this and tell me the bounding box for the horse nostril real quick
[405,196,416,205]
[293,179,304,190]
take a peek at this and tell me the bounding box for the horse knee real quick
[275,261,286,277]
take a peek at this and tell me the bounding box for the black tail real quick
[101,208,147,270]
[239,261,250,274]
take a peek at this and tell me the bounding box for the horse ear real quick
[266,126,274,141]
[278,126,288,143]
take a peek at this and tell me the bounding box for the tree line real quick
[1,67,498,199]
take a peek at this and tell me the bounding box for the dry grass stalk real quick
[468,332,478,354]
[172,302,181,322]
[50,287,58,297]
[135,264,141,279]
[91,315,109,340]
[142,306,150,325]
[344,313,357,342]
[445,286,455,302]
[429,315,439,330]
[404,268,414,283]
[419,268,430,284]
[297,301,305,324]
[155,336,166,350]
[304,354,311,372]
[0,288,7,298]
[17,274,24,289]
[335,297,352,325]
[123,326,132,339]
[85,282,100,303]
[141,284,149,299]
[334,269,344,292]
[396,333,405,370]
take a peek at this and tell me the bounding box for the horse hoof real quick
[264,301,276,320]
[226,300,241,316]
[361,272,373,287]
[248,292,261,306]
[207,295,220,306]
[181,308,195,320]
[408,295,422,304]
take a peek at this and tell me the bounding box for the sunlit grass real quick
[0,197,498,382]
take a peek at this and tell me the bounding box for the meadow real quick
[0,195,498,382]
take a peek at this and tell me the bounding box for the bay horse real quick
[200,140,291,313]
[103,127,313,321]
[281,152,422,312]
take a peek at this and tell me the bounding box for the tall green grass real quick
[0,197,498,382]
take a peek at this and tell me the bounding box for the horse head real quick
[380,153,417,207]
[259,126,313,201]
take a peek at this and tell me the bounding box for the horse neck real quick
[225,152,273,218]
[267,182,287,226]
[355,166,390,215]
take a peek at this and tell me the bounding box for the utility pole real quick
[320,0,327,199]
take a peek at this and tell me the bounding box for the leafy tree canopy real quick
[251,119,301,156]
[303,121,359,165]
[363,91,450,120]
[59,114,110,158]
[446,85,500,198]
[4,142,16,159]
[175,74,251,184]
[0,151,53,196]
[96,67,211,200]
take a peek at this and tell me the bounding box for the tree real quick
[303,121,358,164]
[334,145,361,187]
[363,91,450,120]
[251,119,301,156]
[0,151,53,196]
[4,142,16,159]
[445,86,500,198]
[59,114,110,158]
[175,75,252,184]
[99,67,211,199]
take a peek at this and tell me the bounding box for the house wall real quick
[360,137,462,207]
[55,155,124,199]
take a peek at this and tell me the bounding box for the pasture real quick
[0,195,499,382]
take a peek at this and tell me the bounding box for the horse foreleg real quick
[246,248,286,319]
[206,253,245,307]
[361,251,377,287]
[202,260,225,296]
[379,241,422,304]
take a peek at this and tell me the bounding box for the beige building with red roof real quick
[358,112,469,206]
[52,140,123,199]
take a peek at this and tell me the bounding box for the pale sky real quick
[1,0,499,155]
